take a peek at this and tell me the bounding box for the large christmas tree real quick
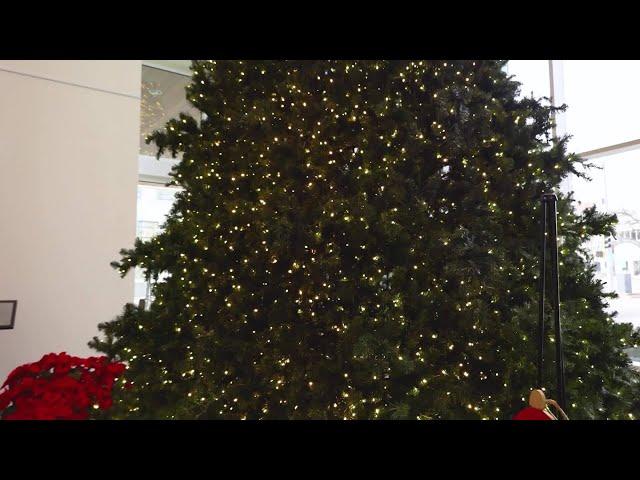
[91,60,640,419]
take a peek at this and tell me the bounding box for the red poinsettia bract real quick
[0,352,125,420]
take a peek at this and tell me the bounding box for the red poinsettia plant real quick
[0,352,126,420]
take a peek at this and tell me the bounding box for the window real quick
[134,184,179,305]
[507,60,640,364]
[559,61,640,154]
[569,148,640,320]
[134,63,192,305]
[140,65,196,158]
[505,60,551,100]
[136,184,178,240]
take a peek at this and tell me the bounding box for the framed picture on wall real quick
[0,300,17,330]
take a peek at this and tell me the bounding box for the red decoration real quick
[512,406,554,420]
[0,352,125,420]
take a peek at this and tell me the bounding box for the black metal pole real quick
[538,197,547,388]
[545,193,567,411]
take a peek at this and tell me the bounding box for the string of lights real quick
[90,60,640,420]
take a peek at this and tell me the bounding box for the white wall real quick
[0,61,141,382]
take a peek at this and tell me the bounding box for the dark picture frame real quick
[0,300,17,330]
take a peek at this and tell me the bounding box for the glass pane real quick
[506,60,550,100]
[140,65,197,165]
[134,184,179,305]
[136,65,193,304]
[561,60,640,153]
[570,149,640,342]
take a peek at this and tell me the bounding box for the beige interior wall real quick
[0,60,141,381]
